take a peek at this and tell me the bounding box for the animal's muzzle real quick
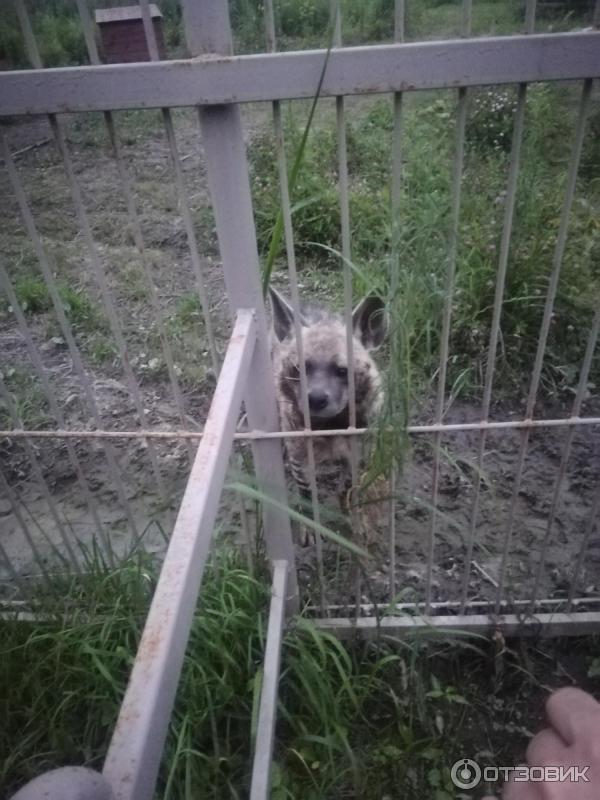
[308,389,329,412]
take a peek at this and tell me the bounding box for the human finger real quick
[502,764,544,800]
[546,688,600,746]
[526,728,567,766]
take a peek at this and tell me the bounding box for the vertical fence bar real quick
[47,117,168,501]
[136,0,220,377]
[0,263,113,565]
[0,373,80,571]
[182,0,298,605]
[271,101,327,609]
[331,0,362,614]
[494,79,593,614]
[13,0,41,68]
[525,0,537,33]
[461,0,473,37]
[529,309,600,607]
[425,91,469,614]
[460,5,536,611]
[249,560,288,800]
[13,0,168,509]
[75,0,99,63]
[330,0,362,613]
[389,0,406,604]
[459,89,529,610]
[0,534,20,583]
[77,1,192,457]
[104,112,193,460]
[0,466,55,581]
[567,482,600,611]
[2,133,144,544]
[264,0,327,610]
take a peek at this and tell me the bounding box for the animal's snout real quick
[308,389,329,412]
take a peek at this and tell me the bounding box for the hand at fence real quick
[484,687,600,799]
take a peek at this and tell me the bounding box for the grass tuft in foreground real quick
[2,548,599,799]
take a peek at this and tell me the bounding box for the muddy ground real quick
[1,111,599,614]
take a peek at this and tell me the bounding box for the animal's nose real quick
[308,390,329,412]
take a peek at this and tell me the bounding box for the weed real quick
[86,335,117,366]
[0,366,49,430]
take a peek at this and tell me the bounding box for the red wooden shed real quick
[95,5,166,64]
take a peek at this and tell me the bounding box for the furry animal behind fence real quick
[269,286,388,535]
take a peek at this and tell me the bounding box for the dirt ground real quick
[299,397,600,612]
[1,112,599,615]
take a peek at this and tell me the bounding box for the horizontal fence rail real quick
[2,416,599,441]
[1,32,599,116]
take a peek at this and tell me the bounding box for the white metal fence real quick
[1,0,600,796]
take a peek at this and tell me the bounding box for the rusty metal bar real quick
[494,79,593,614]
[102,310,257,800]
[2,34,599,115]
[249,560,288,800]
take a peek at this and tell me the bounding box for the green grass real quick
[252,82,600,404]
[0,366,49,430]
[3,275,106,334]
[2,548,599,799]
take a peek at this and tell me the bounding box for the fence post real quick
[180,0,298,609]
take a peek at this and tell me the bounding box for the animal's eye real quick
[334,365,348,379]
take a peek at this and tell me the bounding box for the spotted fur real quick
[269,287,387,504]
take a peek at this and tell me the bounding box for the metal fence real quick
[1,0,600,796]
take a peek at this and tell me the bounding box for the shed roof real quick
[95,4,162,24]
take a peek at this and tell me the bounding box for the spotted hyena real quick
[268,286,387,519]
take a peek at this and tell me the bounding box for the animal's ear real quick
[352,294,388,350]
[268,286,296,342]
